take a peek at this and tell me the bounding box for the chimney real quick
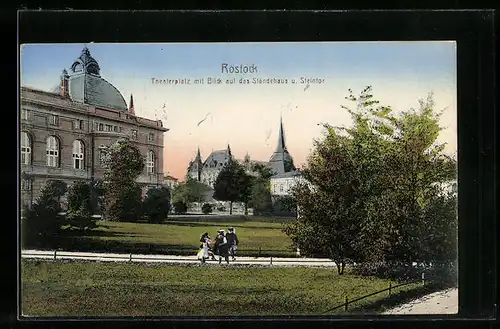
[129,94,135,115]
[60,69,69,98]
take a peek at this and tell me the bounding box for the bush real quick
[21,180,67,248]
[201,203,213,214]
[173,201,187,214]
[103,183,143,222]
[142,186,171,223]
[216,206,226,212]
[66,181,97,231]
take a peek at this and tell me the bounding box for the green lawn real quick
[55,217,295,257]
[21,259,422,317]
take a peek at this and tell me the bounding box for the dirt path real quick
[383,287,458,315]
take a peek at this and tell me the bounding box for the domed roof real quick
[62,46,128,111]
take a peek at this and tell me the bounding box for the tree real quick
[213,160,253,215]
[172,177,210,211]
[284,86,457,276]
[248,180,273,215]
[142,186,172,223]
[173,200,188,214]
[66,181,97,231]
[101,140,144,222]
[22,180,67,248]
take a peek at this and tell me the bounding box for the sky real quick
[20,42,457,180]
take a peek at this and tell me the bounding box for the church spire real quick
[275,114,286,153]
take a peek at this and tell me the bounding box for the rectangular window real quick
[73,120,85,130]
[49,114,59,126]
[131,130,138,139]
[21,109,30,121]
[21,179,31,191]
[105,124,113,132]
[148,133,155,142]
[99,149,108,168]
[98,123,104,131]
[113,126,119,132]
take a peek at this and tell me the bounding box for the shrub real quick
[21,180,67,248]
[103,182,143,222]
[201,203,213,214]
[66,181,97,231]
[173,201,188,214]
[142,186,171,223]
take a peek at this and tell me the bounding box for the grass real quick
[21,259,424,317]
[51,217,295,257]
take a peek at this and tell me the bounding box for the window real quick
[147,150,155,174]
[72,140,85,170]
[131,129,138,139]
[74,120,84,130]
[21,132,31,165]
[105,124,112,132]
[113,126,119,132]
[148,133,155,142]
[49,115,59,126]
[279,184,284,192]
[46,136,59,167]
[97,123,104,131]
[21,109,31,121]
[22,179,31,191]
[99,149,108,168]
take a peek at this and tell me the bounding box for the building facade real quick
[20,47,168,212]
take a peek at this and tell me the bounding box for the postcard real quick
[19,41,458,317]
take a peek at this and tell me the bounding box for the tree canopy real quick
[284,86,457,276]
[213,159,253,215]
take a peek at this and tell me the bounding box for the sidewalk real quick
[21,249,337,267]
[383,287,458,315]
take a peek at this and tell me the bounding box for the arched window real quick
[72,140,85,170]
[46,136,60,167]
[21,132,31,165]
[147,150,155,174]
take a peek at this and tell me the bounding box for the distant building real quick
[187,116,301,193]
[20,46,168,213]
[164,175,180,191]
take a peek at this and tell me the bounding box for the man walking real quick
[226,227,239,261]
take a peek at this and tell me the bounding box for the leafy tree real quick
[172,177,210,205]
[142,186,172,223]
[248,180,273,215]
[101,140,144,222]
[284,86,457,277]
[66,181,97,231]
[22,180,67,248]
[201,203,213,214]
[213,160,253,215]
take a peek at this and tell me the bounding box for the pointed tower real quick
[129,94,135,115]
[188,146,203,182]
[226,144,233,164]
[268,116,296,175]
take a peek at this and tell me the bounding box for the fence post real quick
[421,272,425,285]
[270,257,273,265]
[258,247,261,257]
[344,296,349,311]
[389,282,392,296]
[129,253,132,262]
[54,250,57,261]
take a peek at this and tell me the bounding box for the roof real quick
[164,175,179,181]
[271,170,302,179]
[203,150,231,168]
[68,73,128,112]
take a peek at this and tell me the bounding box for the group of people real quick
[197,227,239,264]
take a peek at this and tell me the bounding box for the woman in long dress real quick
[197,232,213,263]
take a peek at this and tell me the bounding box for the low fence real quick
[321,275,427,314]
[20,250,337,267]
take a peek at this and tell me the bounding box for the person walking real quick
[214,229,229,264]
[226,227,239,261]
[197,232,215,263]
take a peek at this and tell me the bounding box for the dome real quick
[64,46,128,111]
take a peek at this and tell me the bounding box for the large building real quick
[187,116,302,197]
[20,46,168,211]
